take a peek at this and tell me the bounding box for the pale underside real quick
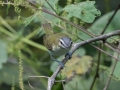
[50,44,69,56]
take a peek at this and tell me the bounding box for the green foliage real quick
[0,40,7,69]
[65,75,95,90]
[23,12,40,27]
[0,65,19,85]
[0,0,120,90]
[88,10,120,43]
[88,11,120,34]
[62,1,101,23]
[111,54,120,81]
[11,77,15,90]
[43,0,59,11]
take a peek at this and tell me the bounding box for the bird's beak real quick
[64,46,70,50]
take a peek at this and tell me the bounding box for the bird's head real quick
[58,36,72,50]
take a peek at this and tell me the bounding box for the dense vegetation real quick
[0,0,120,90]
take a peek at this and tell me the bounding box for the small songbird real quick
[42,23,72,67]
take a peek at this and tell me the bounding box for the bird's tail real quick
[42,23,54,35]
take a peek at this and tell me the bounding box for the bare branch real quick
[28,76,49,89]
[47,30,120,90]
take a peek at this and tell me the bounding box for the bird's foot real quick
[65,52,72,59]
[52,58,64,68]
[50,54,64,68]
[56,60,64,68]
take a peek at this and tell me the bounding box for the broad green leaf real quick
[65,75,95,90]
[0,64,31,85]
[0,40,7,69]
[88,10,120,35]
[0,65,19,85]
[62,1,101,23]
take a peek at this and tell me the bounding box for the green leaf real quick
[97,72,120,90]
[88,10,120,35]
[23,13,38,27]
[65,76,95,90]
[0,40,7,69]
[62,1,101,23]
[77,30,91,40]
[6,4,10,15]
[41,12,61,23]
[111,55,120,81]
[43,0,59,11]
[0,65,19,85]
[73,48,86,56]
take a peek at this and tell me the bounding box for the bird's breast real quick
[50,45,69,56]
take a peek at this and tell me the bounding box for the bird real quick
[42,23,72,67]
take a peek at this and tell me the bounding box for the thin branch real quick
[90,4,120,89]
[44,0,57,14]
[28,76,49,89]
[77,38,120,62]
[90,44,102,90]
[103,41,120,90]
[90,44,119,61]
[101,4,120,34]
[47,30,120,90]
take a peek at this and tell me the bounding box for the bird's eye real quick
[60,41,63,44]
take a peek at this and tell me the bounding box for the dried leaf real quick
[61,55,93,78]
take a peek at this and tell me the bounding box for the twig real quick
[103,41,120,90]
[44,0,57,14]
[28,76,49,89]
[90,44,102,90]
[90,44,119,61]
[101,4,120,34]
[90,4,120,89]
[47,30,120,90]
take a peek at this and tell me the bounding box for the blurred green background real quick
[0,0,120,90]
